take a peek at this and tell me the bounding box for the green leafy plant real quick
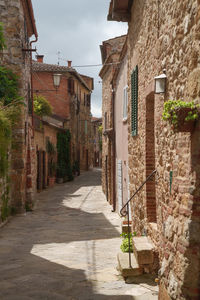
[72,160,80,175]
[0,66,23,106]
[0,24,22,222]
[0,22,6,51]
[33,94,52,117]
[0,66,23,177]
[120,232,136,253]
[162,100,199,127]
[57,130,73,181]
[46,139,56,155]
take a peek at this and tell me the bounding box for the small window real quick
[123,85,128,121]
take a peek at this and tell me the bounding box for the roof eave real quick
[107,0,133,22]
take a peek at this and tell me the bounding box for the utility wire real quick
[59,58,120,68]
[35,50,120,68]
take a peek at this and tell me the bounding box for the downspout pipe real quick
[111,84,116,212]
[30,35,38,131]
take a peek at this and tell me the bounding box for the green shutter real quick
[131,65,138,136]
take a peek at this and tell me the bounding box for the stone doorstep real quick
[121,220,132,234]
[117,252,143,277]
[133,237,154,265]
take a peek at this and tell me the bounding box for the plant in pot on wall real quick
[162,100,200,132]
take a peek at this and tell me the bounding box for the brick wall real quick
[33,72,70,119]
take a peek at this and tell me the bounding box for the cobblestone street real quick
[0,169,158,299]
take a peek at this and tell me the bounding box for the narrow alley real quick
[0,169,158,300]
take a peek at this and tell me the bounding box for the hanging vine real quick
[0,23,23,221]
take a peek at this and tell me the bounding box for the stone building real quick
[111,39,129,214]
[0,0,38,216]
[32,57,93,175]
[91,117,102,168]
[99,35,126,208]
[108,0,200,299]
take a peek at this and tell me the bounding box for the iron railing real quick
[120,169,157,268]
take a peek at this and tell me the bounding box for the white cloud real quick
[32,0,127,118]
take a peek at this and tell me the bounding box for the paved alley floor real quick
[0,169,158,300]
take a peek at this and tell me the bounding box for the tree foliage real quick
[33,94,52,117]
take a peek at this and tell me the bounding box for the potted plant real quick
[56,163,65,183]
[72,160,80,176]
[162,100,199,132]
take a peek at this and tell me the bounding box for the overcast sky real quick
[31,0,127,117]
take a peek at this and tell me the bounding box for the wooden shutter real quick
[131,65,138,136]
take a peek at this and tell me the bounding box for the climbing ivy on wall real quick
[0,22,6,51]
[57,130,73,181]
[0,23,23,221]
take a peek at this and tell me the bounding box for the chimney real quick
[68,60,72,68]
[36,55,44,63]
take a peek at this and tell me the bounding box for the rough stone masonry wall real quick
[101,67,113,202]
[0,0,33,212]
[127,0,200,299]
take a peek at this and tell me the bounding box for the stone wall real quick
[100,36,126,206]
[0,0,36,214]
[126,0,200,299]
[101,67,113,201]
[34,122,58,190]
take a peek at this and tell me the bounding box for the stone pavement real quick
[0,169,158,299]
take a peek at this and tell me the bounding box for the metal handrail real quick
[120,169,157,268]
[120,170,157,217]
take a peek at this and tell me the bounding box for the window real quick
[131,65,138,136]
[123,85,128,121]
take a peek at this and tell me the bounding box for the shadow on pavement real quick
[0,169,135,299]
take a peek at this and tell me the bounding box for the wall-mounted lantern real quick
[53,73,62,90]
[154,69,167,94]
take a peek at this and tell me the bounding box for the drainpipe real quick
[111,84,116,212]
[30,35,38,131]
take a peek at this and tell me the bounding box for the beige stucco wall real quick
[114,54,129,213]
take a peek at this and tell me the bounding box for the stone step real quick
[133,236,154,265]
[121,220,132,234]
[117,252,143,277]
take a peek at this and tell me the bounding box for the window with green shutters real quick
[131,65,138,136]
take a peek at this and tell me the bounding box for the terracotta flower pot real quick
[48,176,55,187]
